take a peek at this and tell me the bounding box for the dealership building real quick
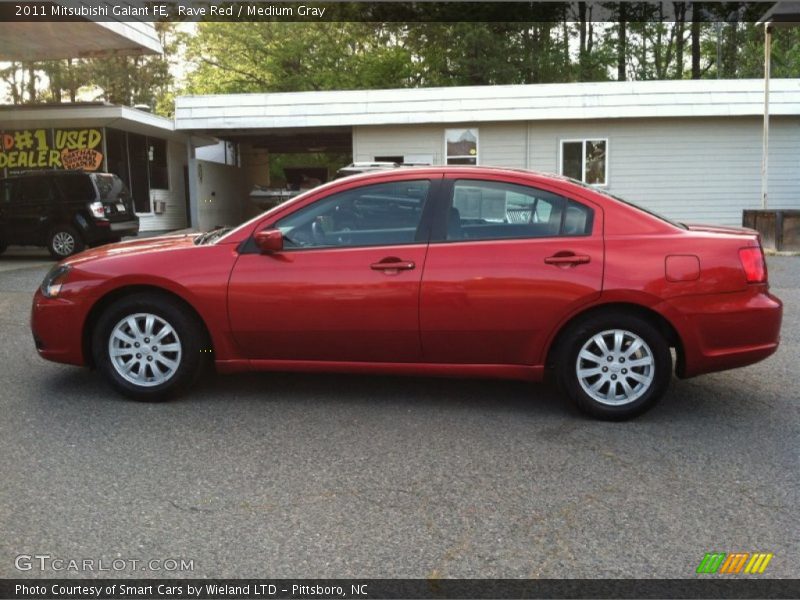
[2,78,799,232]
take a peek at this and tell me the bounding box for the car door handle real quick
[370,258,416,272]
[544,253,591,266]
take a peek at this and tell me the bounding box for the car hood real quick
[64,233,200,266]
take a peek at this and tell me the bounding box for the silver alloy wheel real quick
[576,329,655,406]
[52,231,75,256]
[108,313,182,388]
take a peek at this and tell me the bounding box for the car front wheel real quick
[92,293,207,401]
[556,313,672,420]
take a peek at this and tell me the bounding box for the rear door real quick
[419,176,604,366]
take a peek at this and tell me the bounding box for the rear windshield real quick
[92,174,131,201]
[566,177,686,229]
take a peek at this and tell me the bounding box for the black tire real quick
[555,312,672,420]
[92,292,208,401]
[0,239,7,255]
[47,225,84,259]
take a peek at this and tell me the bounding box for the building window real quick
[445,128,478,165]
[148,138,168,190]
[560,139,607,185]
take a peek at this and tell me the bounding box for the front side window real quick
[445,128,478,165]
[0,180,14,204]
[276,180,431,249]
[447,179,593,241]
[560,139,607,185]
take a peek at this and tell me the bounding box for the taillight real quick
[88,201,105,218]
[739,246,767,284]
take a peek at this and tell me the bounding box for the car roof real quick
[334,164,575,185]
[0,169,93,180]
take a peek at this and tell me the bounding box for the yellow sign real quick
[0,128,104,171]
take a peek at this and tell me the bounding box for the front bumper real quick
[30,288,87,366]
[666,287,783,378]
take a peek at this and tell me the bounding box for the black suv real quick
[0,170,139,258]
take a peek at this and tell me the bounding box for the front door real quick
[227,177,437,363]
[420,177,604,366]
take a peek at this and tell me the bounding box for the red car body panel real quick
[30,167,782,384]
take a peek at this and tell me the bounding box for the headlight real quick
[40,265,71,298]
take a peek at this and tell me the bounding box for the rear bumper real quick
[109,219,140,233]
[665,287,782,378]
[82,219,139,244]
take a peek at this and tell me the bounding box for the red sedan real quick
[30,167,782,419]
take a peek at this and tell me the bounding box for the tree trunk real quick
[674,3,686,79]
[617,5,627,81]
[691,4,701,79]
[26,65,37,102]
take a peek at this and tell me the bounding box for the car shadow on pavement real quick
[39,367,570,418]
[36,363,786,428]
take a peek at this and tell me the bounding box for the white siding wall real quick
[137,139,189,233]
[195,160,249,231]
[354,125,445,164]
[528,116,800,226]
[353,117,800,226]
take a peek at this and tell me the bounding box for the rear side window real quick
[55,175,95,202]
[19,177,52,204]
[447,179,593,241]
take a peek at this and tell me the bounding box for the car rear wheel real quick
[47,225,84,258]
[0,239,7,255]
[556,312,672,420]
[92,293,207,401]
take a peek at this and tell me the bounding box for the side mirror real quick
[254,228,284,253]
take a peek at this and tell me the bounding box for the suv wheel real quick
[47,226,84,258]
[92,292,207,401]
[556,312,672,420]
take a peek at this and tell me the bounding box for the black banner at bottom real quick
[2,579,800,599]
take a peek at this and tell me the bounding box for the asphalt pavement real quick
[0,248,797,579]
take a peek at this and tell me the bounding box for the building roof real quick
[174,79,800,133]
[0,103,213,146]
[0,17,162,61]
[758,1,800,27]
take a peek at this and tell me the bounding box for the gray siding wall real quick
[353,117,799,226]
[137,139,189,232]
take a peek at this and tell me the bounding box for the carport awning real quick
[209,127,353,154]
[0,20,162,60]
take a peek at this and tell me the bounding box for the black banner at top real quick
[2,579,800,600]
[0,1,777,23]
